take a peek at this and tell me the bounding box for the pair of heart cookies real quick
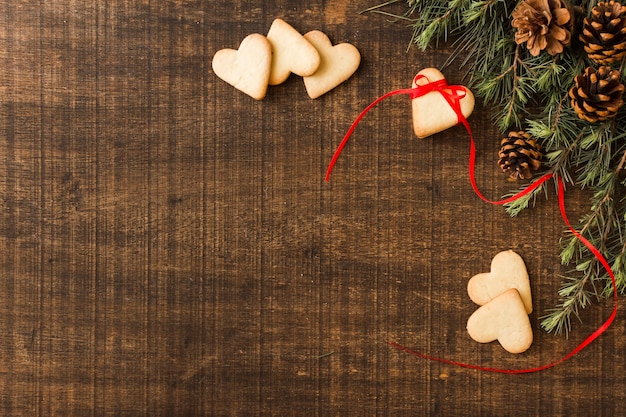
[466,250,533,354]
[212,18,361,100]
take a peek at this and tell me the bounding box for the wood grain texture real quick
[0,0,624,416]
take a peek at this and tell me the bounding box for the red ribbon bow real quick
[410,75,468,120]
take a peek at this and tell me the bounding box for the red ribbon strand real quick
[326,73,619,373]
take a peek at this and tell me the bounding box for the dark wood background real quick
[0,0,624,416]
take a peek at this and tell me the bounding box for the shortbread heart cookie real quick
[467,250,533,314]
[266,18,321,85]
[302,30,361,99]
[466,288,533,354]
[411,68,475,138]
[212,33,272,100]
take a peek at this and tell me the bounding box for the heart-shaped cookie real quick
[411,68,475,138]
[266,19,321,85]
[302,30,361,99]
[467,250,533,314]
[466,288,533,354]
[212,33,272,100]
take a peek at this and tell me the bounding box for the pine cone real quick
[580,1,626,65]
[498,131,542,181]
[569,66,625,122]
[512,0,573,56]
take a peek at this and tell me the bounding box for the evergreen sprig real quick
[368,0,626,334]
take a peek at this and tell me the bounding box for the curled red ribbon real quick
[326,72,619,373]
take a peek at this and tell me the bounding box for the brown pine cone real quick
[512,0,573,56]
[498,131,542,181]
[580,1,626,65]
[569,66,625,123]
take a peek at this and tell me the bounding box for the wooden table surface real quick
[1,1,624,416]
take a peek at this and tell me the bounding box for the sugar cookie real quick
[467,250,533,314]
[266,18,321,85]
[411,68,475,138]
[212,33,272,100]
[466,288,533,354]
[302,30,361,99]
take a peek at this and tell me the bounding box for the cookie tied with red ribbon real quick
[411,68,475,138]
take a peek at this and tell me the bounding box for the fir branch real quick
[541,189,618,334]
[541,137,626,333]
[502,179,549,217]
